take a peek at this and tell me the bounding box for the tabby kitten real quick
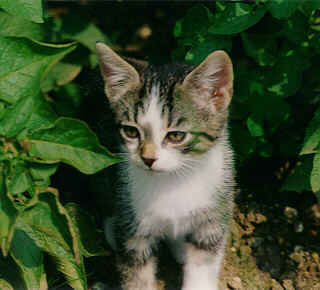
[96,42,235,290]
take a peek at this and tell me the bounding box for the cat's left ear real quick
[96,42,148,103]
[181,50,233,113]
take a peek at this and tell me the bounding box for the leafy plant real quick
[0,1,120,288]
[173,1,320,201]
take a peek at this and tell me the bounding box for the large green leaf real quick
[0,0,44,23]
[266,0,300,19]
[300,108,320,155]
[0,170,19,256]
[20,191,87,290]
[0,37,77,104]
[28,117,121,174]
[0,10,46,41]
[0,96,35,138]
[10,225,47,290]
[209,3,267,35]
[311,152,320,193]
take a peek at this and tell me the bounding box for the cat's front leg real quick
[182,228,226,290]
[117,236,159,290]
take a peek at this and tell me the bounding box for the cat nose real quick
[142,157,157,168]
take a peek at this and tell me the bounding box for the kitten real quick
[96,42,235,290]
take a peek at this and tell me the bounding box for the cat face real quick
[96,43,233,173]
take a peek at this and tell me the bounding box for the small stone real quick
[294,221,304,233]
[284,206,298,221]
[227,277,243,289]
[294,245,303,253]
[282,279,295,290]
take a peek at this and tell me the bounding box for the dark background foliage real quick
[0,0,319,289]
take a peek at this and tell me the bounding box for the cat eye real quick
[121,125,140,139]
[165,131,187,144]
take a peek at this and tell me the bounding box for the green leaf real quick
[0,96,35,138]
[41,62,82,93]
[241,33,277,66]
[7,161,32,195]
[17,94,58,140]
[247,114,264,137]
[311,152,320,193]
[209,3,267,35]
[265,51,307,98]
[0,170,19,256]
[10,225,47,290]
[65,203,108,257]
[300,108,320,155]
[29,164,58,187]
[266,0,300,19]
[282,11,309,45]
[0,37,77,104]
[20,191,87,290]
[175,4,211,39]
[60,12,111,52]
[281,156,313,192]
[185,35,232,63]
[0,10,46,41]
[28,117,122,174]
[0,0,44,23]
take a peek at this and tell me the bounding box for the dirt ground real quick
[87,187,320,290]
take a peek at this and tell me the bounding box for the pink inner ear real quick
[209,67,233,112]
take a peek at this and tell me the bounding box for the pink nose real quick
[142,157,156,168]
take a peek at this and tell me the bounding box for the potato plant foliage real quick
[0,0,319,289]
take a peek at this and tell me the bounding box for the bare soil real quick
[88,190,320,290]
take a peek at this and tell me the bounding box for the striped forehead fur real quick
[117,63,195,126]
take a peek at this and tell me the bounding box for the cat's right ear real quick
[96,42,144,103]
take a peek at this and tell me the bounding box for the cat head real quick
[96,42,233,173]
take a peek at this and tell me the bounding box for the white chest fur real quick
[128,140,229,239]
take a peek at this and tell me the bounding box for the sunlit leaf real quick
[0,96,35,138]
[0,0,44,23]
[28,117,122,174]
[0,37,76,103]
[209,3,267,35]
[0,10,46,40]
